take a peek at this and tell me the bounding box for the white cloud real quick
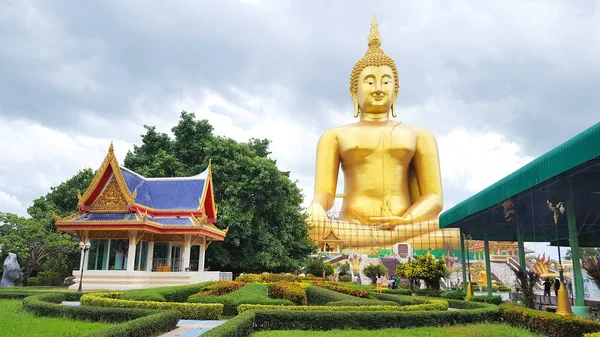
[439,127,533,193]
[0,190,27,216]
[0,116,130,216]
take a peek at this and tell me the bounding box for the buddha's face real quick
[355,65,395,114]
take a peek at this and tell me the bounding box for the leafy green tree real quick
[0,213,78,285]
[124,111,316,273]
[305,257,334,277]
[363,263,388,284]
[395,254,447,289]
[565,248,600,260]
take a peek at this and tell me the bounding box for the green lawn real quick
[0,299,112,337]
[251,323,542,337]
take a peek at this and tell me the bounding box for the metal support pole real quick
[566,196,585,307]
[460,232,467,292]
[484,232,493,296]
[516,221,527,272]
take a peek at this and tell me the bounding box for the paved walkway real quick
[159,320,227,337]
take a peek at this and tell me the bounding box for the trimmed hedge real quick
[191,281,246,297]
[188,283,292,316]
[306,286,390,306]
[201,310,256,337]
[413,288,443,297]
[238,299,448,313]
[314,281,369,298]
[252,307,498,330]
[585,333,600,337]
[120,281,214,302]
[22,293,179,337]
[381,288,412,295]
[469,295,503,305]
[499,303,600,337]
[442,289,467,300]
[81,292,222,319]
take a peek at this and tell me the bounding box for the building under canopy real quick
[440,121,600,315]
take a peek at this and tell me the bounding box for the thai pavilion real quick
[54,144,229,290]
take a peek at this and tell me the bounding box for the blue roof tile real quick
[148,216,194,225]
[121,167,206,211]
[76,213,137,221]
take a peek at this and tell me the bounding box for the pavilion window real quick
[108,239,130,270]
[134,241,149,271]
[87,240,109,271]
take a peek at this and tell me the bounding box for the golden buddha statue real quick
[307,15,459,254]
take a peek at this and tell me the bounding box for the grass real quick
[250,323,543,337]
[0,299,112,337]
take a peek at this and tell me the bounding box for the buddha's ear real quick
[391,91,399,118]
[351,92,359,118]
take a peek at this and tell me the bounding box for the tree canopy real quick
[124,111,316,273]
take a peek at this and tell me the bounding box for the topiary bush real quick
[120,281,214,303]
[469,295,503,305]
[339,275,352,282]
[442,289,467,300]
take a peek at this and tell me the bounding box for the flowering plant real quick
[268,281,307,305]
[314,281,369,298]
[196,281,246,297]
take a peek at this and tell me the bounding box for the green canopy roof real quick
[440,122,600,238]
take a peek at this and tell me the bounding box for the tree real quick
[363,263,388,284]
[124,111,316,273]
[0,213,78,285]
[582,256,600,290]
[305,257,334,277]
[565,248,600,260]
[395,254,447,289]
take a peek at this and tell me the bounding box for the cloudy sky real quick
[1,1,599,258]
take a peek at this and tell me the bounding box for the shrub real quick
[236,273,298,283]
[305,286,391,306]
[238,299,447,313]
[80,292,222,319]
[269,281,307,305]
[413,288,443,297]
[498,284,511,292]
[513,267,539,308]
[338,262,351,277]
[188,283,292,316]
[585,333,600,337]
[36,272,63,286]
[22,293,180,337]
[396,254,447,290]
[120,282,214,303]
[339,275,352,282]
[442,289,467,300]
[499,303,600,337]
[192,281,246,297]
[27,277,41,286]
[469,295,503,305]
[201,310,255,337]
[381,288,412,295]
[314,281,369,298]
[252,308,498,331]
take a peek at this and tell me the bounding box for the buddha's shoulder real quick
[398,123,437,139]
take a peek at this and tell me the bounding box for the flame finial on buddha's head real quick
[350,14,400,118]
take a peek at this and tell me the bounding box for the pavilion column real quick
[566,190,588,315]
[460,232,467,291]
[183,235,192,271]
[199,237,206,272]
[126,232,138,272]
[516,220,527,272]
[147,241,154,272]
[484,232,493,296]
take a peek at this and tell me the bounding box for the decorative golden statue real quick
[307,15,459,254]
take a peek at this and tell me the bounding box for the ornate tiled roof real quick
[75,213,137,221]
[147,216,194,226]
[121,167,207,211]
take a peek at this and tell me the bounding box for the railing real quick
[152,258,184,272]
[219,272,233,281]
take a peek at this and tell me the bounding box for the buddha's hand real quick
[369,214,413,230]
[306,203,330,226]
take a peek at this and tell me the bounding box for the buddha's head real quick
[350,15,400,119]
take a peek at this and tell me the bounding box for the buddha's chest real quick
[337,126,417,163]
